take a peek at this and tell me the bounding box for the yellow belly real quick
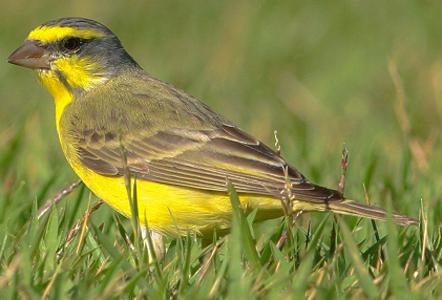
[67,157,282,236]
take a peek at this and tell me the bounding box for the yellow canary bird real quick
[8,18,416,250]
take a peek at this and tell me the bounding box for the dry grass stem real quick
[338,146,349,194]
[273,130,281,156]
[38,180,82,219]
[276,209,304,250]
[197,240,223,283]
[65,200,103,246]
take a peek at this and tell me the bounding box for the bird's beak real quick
[8,40,50,70]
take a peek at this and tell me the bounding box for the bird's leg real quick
[140,226,165,262]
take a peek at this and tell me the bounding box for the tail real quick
[326,199,418,226]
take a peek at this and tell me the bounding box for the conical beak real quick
[8,40,50,70]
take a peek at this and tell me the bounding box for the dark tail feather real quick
[327,199,418,226]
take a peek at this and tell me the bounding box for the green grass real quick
[0,1,441,299]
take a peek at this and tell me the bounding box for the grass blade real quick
[338,217,378,299]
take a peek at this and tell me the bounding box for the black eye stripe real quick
[60,37,89,52]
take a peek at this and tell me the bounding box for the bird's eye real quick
[62,37,82,51]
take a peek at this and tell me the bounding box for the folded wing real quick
[75,121,342,202]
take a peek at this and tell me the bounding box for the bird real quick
[8,17,417,257]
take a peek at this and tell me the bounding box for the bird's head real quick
[8,17,139,99]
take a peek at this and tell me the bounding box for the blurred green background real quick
[0,0,441,217]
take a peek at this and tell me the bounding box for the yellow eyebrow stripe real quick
[27,26,106,43]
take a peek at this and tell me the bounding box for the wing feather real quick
[64,74,342,202]
[75,124,341,201]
